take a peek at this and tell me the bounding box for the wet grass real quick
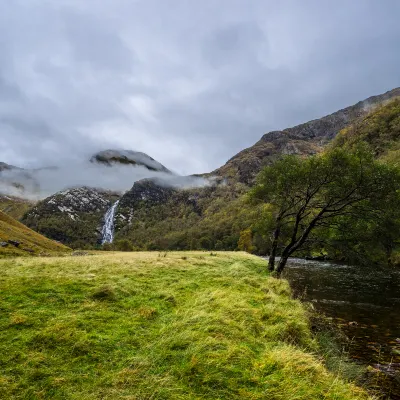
[0,251,371,399]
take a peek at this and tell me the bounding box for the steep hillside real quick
[0,210,70,256]
[22,187,119,248]
[333,97,400,165]
[211,87,400,183]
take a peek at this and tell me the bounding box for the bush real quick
[114,239,134,252]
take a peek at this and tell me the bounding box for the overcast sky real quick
[0,0,399,175]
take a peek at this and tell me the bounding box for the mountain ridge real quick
[211,87,400,183]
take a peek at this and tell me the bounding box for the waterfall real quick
[101,200,120,244]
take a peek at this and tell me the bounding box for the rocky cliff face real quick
[212,88,400,184]
[22,187,119,247]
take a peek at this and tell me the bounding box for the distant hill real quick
[211,87,400,183]
[0,210,70,256]
[90,149,171,173]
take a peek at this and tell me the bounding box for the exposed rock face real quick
[26,187,114,220]
[22,187,119,246]
[212,88,400,184]
[90,149,171,173]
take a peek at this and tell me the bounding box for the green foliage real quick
[114,239,134,251]
[237,228,255,253]
[115,184,267,253]
[250,146,400,272]
[334,98,400,156]
[0,252,370,399]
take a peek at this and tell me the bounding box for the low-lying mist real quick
[0,163,212,200]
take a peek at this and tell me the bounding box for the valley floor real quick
[0,252,370,399]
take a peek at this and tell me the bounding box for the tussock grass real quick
[0,251,371,399]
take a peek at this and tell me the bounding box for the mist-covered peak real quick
[0,162,21,172]
[90,150,171,173]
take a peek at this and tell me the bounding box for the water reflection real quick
[271,258,400,395]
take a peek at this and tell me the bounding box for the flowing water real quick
[276,258,400,398]
[101,200,119,244]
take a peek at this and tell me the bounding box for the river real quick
[276,258,400,398]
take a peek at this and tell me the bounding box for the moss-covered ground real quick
[0,252,371,399]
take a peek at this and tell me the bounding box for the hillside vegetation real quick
[0,210,70,256]
[0,252,370,399]
[0,195,33,220]
[333,97,400,164]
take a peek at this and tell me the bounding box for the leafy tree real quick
[237,228,255,253]
[249,146,400,275]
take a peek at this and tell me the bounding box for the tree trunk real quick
[276,253,289,277]
[268,224,281,271]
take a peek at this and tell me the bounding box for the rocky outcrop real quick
[22,187,120,247]
[90,149,171,173]
[25,187,116,221]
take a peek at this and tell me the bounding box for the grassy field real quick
[0,210,70,256]
[0,252,370,399]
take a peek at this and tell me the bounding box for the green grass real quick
[0,252,371,399]
[0,211,70,256]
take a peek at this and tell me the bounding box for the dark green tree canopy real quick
[250,146,400,275]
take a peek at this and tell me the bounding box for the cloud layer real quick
[0,0,399,174]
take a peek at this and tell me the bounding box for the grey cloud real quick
[0,0,399,178]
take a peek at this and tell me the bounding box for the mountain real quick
[22,187,119,248]
[0,210,70,256]
[90,149,171,173]
[211,87,400,183]
[110,89,400,252]
[0,162,20,172]
[11,88,400,251]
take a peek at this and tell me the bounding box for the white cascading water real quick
[101,200,120,244]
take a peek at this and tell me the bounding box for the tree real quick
[237,228,255,253]
[249,146,400,276]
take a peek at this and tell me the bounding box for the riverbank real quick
[0,252,370,399]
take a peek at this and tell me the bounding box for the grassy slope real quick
[0,252,369,399]
[0,195,33,220]
[0,211,70,256]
